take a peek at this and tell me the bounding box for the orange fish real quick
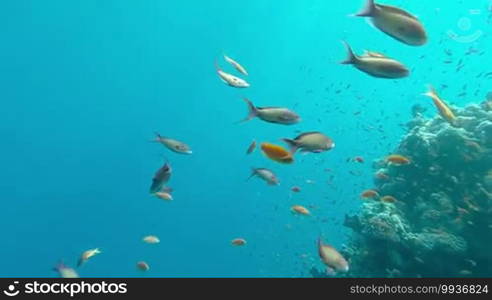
[381,195,397,203]
[360,189,380,199]
[246,140,256,155]
[291,205,310,215]
[386,154,411,165]
[231,238,247,246]
[317,238,349,273]
[423,85,456,125]
[261,142,294,164]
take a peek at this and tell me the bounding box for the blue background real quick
[0,0,490,277]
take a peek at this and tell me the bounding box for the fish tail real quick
[281,138,299,154]
[423,85,438,100]
[238,98,259,123]
[214,60,222,72]
[354,0,376,17]
[246,168,257,181]
[340,41,358,65]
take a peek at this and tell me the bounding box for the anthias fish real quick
[215,61,250,88]
[231,238,247,246]
[153,132,192,155]
[317,238,349,273]
[53,262,79,278]
[261,142,294,164]
[423,85,457,125]
[77,248,101,267]
[240,98,300,125]
[354,0,427,46]
[282,132,335,154]
[248,168,279,185]
[150,162,172,194]
[341,41,409,79]
[224,55,248,76]
[246,140,257,155]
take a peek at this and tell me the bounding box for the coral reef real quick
[321,98,492,277]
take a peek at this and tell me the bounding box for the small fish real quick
[317,238,349,273]
[246,140,257,155]
[215,61,249,88]
[53,262,79,278]
[459,270,472,276]
[149,162,172,194]
[341,41,409,79]
[224,55,248,76]
[291,186,301,193]
[282,132,335,154]
[239,98,300,125]
[260,142,294,164]
[143,235,160,244]
[386,154,411,165]
[354,0,427,46]
[291,205,310,216]
[153,132,192,155]
[375,171,390,180]
[352,156,365,163]
[77,248,101,267]
[248,168,279,186]
[423,85,457,125]
[231,238,247,246]
[360,189,380,199]
[137,261,150,272]
[154,191,173,201]
[381,195,397,203]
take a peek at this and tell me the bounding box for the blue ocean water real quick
[1,0,490,277]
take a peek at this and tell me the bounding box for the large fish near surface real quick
[354,0,427,46]
[153,132,192,155]
[282,132,335,154]
[149,162,172,194]
[239,98,300,125]
[341,42,409,79]
[215,61,250,88]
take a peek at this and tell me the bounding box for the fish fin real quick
[355,0,376,17]
[238,98,259,123]
[340,41,358,65]
[281,138,299,154]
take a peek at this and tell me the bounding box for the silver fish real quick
[154,132,192,155]
[341,41,409,79]
[224,54,248,76]
[239,98,300,125]
[215,61,249,88]
[355,0,427,46]
[248,168,279,185]
[150,162,172,194]
[282,132,335,154]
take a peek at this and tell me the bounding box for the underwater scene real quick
[1,0,492,278]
